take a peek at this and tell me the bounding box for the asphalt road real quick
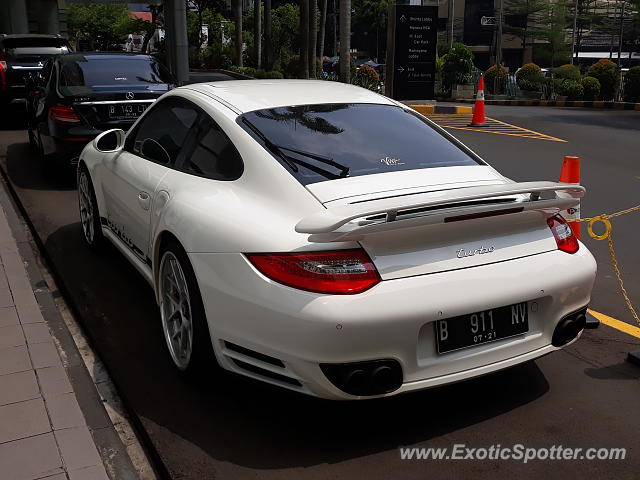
[0,104,639,480]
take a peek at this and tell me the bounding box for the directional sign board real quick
[386,5,438,100]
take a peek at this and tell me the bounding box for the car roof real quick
[184,80,396,114]
[57,52,155,63]
[1,34,63,39]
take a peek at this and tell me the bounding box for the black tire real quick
[77,166,104,250]
[26,102,38,151]
[36,130,45,163]
[158,238,216,376]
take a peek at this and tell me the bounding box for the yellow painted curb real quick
[555,100,565,107]
[635,104,640,111]
[593,101,604,108]
[410,105,435,115]
[454,106,473,114]
[589,309,640,339]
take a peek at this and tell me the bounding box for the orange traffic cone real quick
[468,75,486,127]
[559,155,581,239]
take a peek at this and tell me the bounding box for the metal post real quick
[171,0,189,85]
[254,0,261,69]
[450,0,455,47]
[496,0,503,66]
[617,0,625,67]
[571,0,578,65]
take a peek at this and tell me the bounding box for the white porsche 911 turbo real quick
[77,80,596,400]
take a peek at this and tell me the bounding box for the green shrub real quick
[353,65,380,91]
[552,78,572,96]
[587,59,619,100]
[565,81,584,100]
[581,76,600,101]
[282,55,302,78]
[229,66,257,77]
[516,63,544,92]
[485,65,508,94]
[441,43,475,91]
[262,70,284,79]
[357,65,379,83]
[623,66,640,103]
[553,64,581,81]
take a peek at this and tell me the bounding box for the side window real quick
[39,60,54,90]
[127,99,199,166]
[179,116,243,181]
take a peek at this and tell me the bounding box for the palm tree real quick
[254,105,347,135]
[254,0,261,68]
[309,0,318,76]
[264,0,272,69]
[317,0,328,61]
[300,0,310,78]
[233,0,243,66]
[339,0,351,83]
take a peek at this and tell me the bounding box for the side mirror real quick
[141,138,170,164]
[93,129,125,153]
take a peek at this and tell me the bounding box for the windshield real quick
[3,37,69,49]
[239,103,481,185]
[59,56,174,88]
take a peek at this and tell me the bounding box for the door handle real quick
[138,191,151,211]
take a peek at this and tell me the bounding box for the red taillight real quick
[49,104,81,123]
[247,249,381,294]
[547,214,579,254]
[0,56,6,90]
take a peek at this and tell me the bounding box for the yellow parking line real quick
[426,114,567,143]
[489,118,566,141]
[441,125,567,142]
[588,309,640,339]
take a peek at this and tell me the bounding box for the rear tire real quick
[158,238,216,376]
[77,166,104,250]
[27,124,37,151]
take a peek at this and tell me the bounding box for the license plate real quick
[107,103,148,120]
[435,302,529,354]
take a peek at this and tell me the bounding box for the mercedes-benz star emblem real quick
[125,92,135,100]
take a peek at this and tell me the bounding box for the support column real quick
[10,0,30,33]
[164,0,189,85]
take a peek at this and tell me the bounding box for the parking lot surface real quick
[0,104,638,480]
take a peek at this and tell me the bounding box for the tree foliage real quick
[67,3,145,50]
[623,66,640,102]
[441,43,475,91]
[588,59,620,100]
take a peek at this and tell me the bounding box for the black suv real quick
[0,34,71,106]
[26,52,175,167]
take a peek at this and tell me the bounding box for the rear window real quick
[59,56,174,88]
[239,103,481,185]
[3,37,69,49]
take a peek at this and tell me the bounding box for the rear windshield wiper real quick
[241,117,349,180]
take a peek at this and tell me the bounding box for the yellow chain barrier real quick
[577,205,640,325]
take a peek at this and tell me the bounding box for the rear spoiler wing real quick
[296,181,584,242]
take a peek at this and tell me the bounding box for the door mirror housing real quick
[94,129,125,153]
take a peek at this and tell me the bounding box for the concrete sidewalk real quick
[0,188,135,479]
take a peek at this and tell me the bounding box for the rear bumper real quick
[189,246,597,400]
[0,88,27,103]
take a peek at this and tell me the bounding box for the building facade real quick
[437,0,533,70]
[0,0,68,36]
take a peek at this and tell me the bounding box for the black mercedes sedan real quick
[26,52,175,168]
[0,34,71,106]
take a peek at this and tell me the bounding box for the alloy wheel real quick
[160,251,194,370]
[78,171,94,244]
